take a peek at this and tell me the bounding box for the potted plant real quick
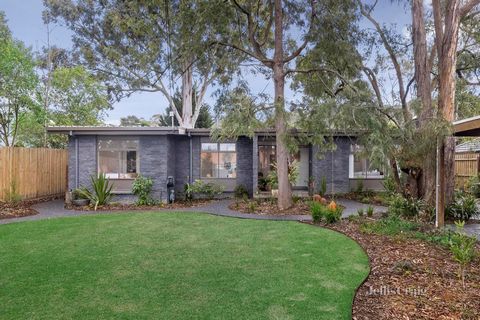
[72,188,90,206]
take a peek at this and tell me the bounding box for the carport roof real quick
[453,115,480,137]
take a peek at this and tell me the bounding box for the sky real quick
[0,0,410,125]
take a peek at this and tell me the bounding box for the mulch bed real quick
[65,199,213,211]
[343,192,389,206]
[0,196,59,219]
[309,219,480,319]
[229,198,313,215]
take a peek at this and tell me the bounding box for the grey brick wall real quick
[139,135,169,201]
[312,137,352,194]
[67,135,97,190]
[236,136,253,196]
[173,135,191,194]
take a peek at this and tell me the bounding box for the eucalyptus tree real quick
[216,0,358,209]
[0,17,38,146]
[44,0,238,129]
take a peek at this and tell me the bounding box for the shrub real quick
[382,175,398,195]
[388,193,424,218]
[72,188,88,200]
[355,180,364,193]
[310,201,343,224]
[446,191,478,222]
[319,176,327,196]
[357,208,364,217]
[449,221,478,288]
[4,180,22,205]
[132,175,156,205]
[292,195,302,204]
[466,175,480,198]
[360,215,421,236]
[367,206,374,217]
[247,201,257,213]
[310,201,325,223]
[78,173,113,210]
[184,182,193,201]
[234,184,249,199]
[189,180,224,199]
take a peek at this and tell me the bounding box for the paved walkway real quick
[0,198,388,225]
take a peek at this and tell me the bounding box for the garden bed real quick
[229,197,344,215]
[0,196,59,219]
[65,199,213,211]
[343,191,390,206]
[310,218,480,319]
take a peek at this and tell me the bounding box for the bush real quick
[446,191,479,222]
[449,221,478,288]
[466,175,480,198]
[132,175,156,205]
[72,188,88,200]
[310,201,343,224]
[247,201,257,213]
[388,193,424,218]
[310,201,325,223]
[360,215,421,236]
[367,206,374,217]
[189,180,224,199]
[78,173,113,210]
[382,175,398,195]
[234,184,249,199]
[4,180,22,205]
[357,208,364,217]
[319,176,327,196]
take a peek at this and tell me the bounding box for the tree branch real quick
[283,0,316,63]
[460,0,480,18]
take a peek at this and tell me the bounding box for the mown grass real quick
[0,212,369,320]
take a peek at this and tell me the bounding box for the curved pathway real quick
[0,198,387,225]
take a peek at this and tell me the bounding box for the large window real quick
[98,138,139,179]
[201,143,236,179]
[349,145,384,179]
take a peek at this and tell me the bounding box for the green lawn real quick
[0,212,369,320]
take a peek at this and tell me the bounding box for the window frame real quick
[348,145,385,180]
[200,142,237,179]
[97,137,140,180]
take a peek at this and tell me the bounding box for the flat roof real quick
[46,126,359,137]
[453,115,480,136]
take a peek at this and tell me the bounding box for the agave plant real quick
[78,173,114,210]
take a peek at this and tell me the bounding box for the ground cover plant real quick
[0,212,369,319]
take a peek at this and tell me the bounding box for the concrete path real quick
[0,197,388,225]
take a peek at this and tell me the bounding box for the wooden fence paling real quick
[455,152,480,188]
[0,147,68,201]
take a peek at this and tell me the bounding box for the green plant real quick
[367,206,374,217]
[247,201,257,213]
[234,184,249,199]
[355,180,364,193]
[360,215,421,236]
[449,221,478,288]
[189,180,224,199]
[466,174,480,198]
[267,161,299,188]
[382,175,398,195]
[4,180,22,205]
[72,188,88,200]
[357,208,364,217]
[132,175,156,205]
[310,201,325,223]
[388,193,424,218]
[446,190,478,222]
[78,173,113,210]
[184,182,193,201]
[325,206,343,223]
[292,195,302,204]
[319,176,327,196]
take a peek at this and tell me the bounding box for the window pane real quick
[98,139,139,180]
[218,152,236,178]
[201,143,218,151]
[201,152,218,178]
[353,155,366,178]
[99,150,121,179]
[219,143,236,152]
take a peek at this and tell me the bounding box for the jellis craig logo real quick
[366,286,426,297]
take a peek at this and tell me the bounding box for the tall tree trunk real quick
[273,0,292,210]
[412,0,436,204]
[181,61,194,129]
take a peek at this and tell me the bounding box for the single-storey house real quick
[47,126,385,202]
